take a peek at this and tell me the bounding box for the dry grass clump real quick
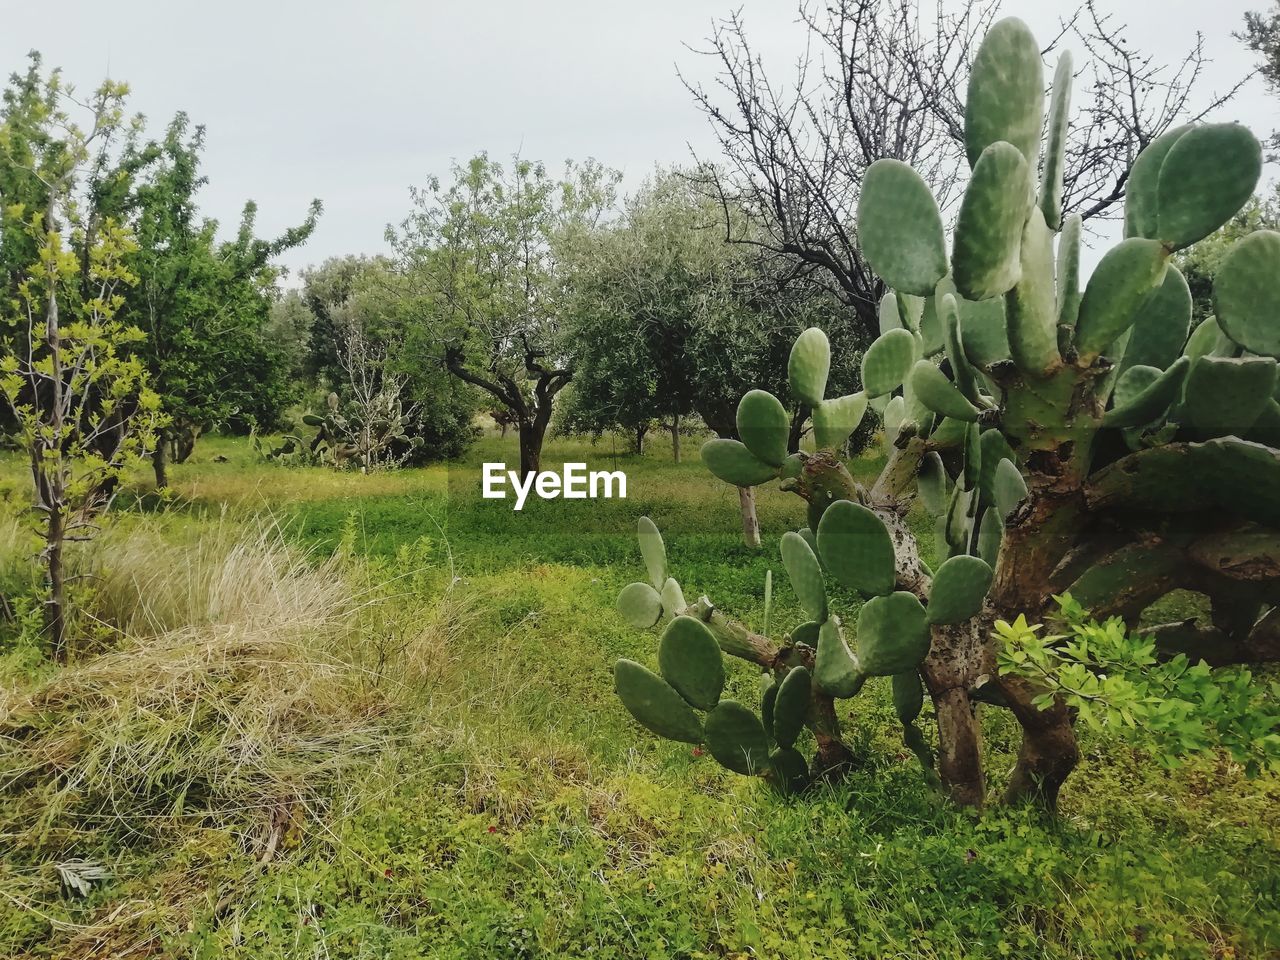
[0,518,414,855]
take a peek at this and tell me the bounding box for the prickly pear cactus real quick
[610,16,1280,810]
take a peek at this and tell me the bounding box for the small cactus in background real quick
[610,17,1280,809]
[299,391,422,470]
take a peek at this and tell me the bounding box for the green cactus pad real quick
[813,392,869,450]
[882,396,907,444]
[660,577,686,616]
[909,360,981,422]
[917,292,946,357]
[892,670,925,725]
[701,438,777,487]
[1183,355,1278,438]
[879,293,903,335]
[858,159,948,296]
[1214,230,1280,359]
[772,666,812,749]
[977,506,1003,567]
[1124,125,1192,240]
[789,327,831,406]
[614,659,704,744]
[945,478,975,549]
[993,458,1028,519]
[637,516,666,589]
[790,619,821,649]
[657,615,725,711]
[815,617,864,697]
[618,581,663,629]
[704,700,772,775]
[918,451,949,515]
[959,296,1011,367]
[795,527,820,566]
[953,141,1032,302]
[964,17,1044,169]
[781,531,827,622]
[1154,123,1262,250]
[768,746,810,796]
[941,294,981,403]
[929,416,970,449]
[1006,207,1062,375]
[816,499,897,597]
[963,421,983,491]
[1039,52,1073,229]
[1248,399,1280,447]
[1073,238,1168,362]
[856,591,932,676]
[861,328,918,398]
[301,413,325,427]
[927,555,994,624]
[977,429,1015,506]
[1056,214,1083,334]
[1118,264,1193,375]
[1183,316,1230,362]
[1103,357,1190,428]
[761,676,778,739]
[737,389,790,467]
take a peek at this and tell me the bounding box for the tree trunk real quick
[519,418,548,479]
[42,506,67,660]
[931,687,986,806]
[152,435,169,490]
[737,486,761,549]
[633,424,647,455]
[173,424,198,464]
[671,411,681,463]
[998,675,1080,811]
[788,406,807,453]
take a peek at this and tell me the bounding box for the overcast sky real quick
[3,0,1275,278]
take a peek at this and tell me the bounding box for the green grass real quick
[0,431,1276,959]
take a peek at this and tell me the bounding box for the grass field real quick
[0,431,1276,959]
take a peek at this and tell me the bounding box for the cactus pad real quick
[892,670,925,725]
[856,591,931,676]
[773,665,812,749]
[816,499,897,597]
[1124,125,1191,240]
[769,746,810,795]
[1183,355,1278,438]
[1120,265,1193,373]
[1040,52,1073,229]
[789,327,831,406]
[909,360,981,422]
[737,389,790,467]
[781,531,828,622]
[858,159,948,296]
[660,577,686,616]
[658,615,725,710]
[1153,123,1262,250]
[614,659,704,744]
[964,17,1044,169]
[704,700,772,775]
[815,617,864,697]
[861,328,918,398]
[637,516,666,589]
[977,506,1002,567]
[618,581,663,628]
[993,458,1027,518]
[1214,230,1280,359]
[1103,357,1189,428]
[918,451,949,515]
[927,555,994,624]
[813,392,869,450]
[701,438,777,487]
[1073,237,1168,361]
[952,141,1032,301]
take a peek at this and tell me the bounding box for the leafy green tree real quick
[1241,1,1280,91]
[564,171,867,458]
[390,154,619,477]
[0,76,161,658]
[122,115,320,486]
[296,257,477,463]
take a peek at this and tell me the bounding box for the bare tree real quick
[686,0,1250,333]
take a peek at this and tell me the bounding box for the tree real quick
[609,18,1279,811]
[1240,1,1280,90]
[123,116,320,487]
[685,0,1249,335]
[0,75,161,658]
[296,257,478,463]
[390,154,618,478]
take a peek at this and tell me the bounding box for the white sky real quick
[2,0,1275,278]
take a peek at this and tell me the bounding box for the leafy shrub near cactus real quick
[611,16,1280,809]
